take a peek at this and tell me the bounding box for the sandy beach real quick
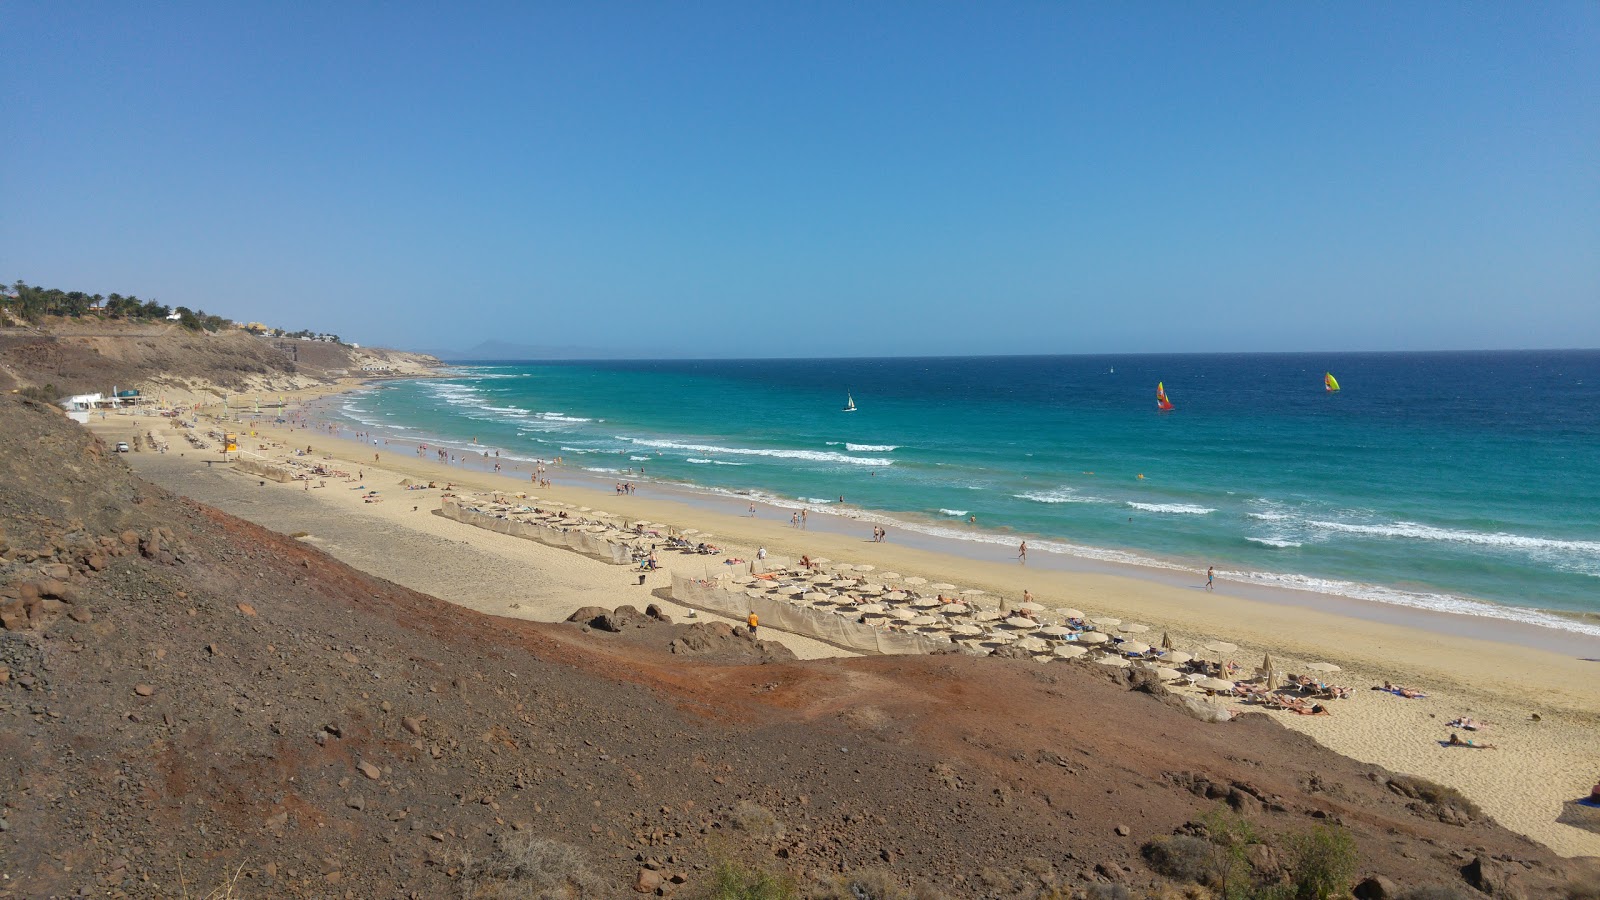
[96,399,1600,858]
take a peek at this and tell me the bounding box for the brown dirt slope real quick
[0,395,1593,899]
[0,317,438,396]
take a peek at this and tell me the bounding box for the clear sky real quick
[3,3,1596,357]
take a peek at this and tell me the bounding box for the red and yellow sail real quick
[1156,382,1173,411]
[1324,372,1340,392]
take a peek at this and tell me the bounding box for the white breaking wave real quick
[845,443,899,452]
[540,412,594,423]
[1127,502,1217,515]
[625,438,892,467]
[939,509,969,517]
[1015,488,1111,505]
[686,458,745,466]
[1306,519,1600,555]
[1247,537,1303,549]
[629,455,652,461]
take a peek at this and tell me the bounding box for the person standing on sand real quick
[1206,566,1215,590]
[1018,541,1027,563]
[747,611,759,638]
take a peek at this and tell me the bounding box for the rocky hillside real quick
[0,317,439,398]
[1,395,1595,899]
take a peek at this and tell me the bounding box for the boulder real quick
[566,606,610,626]
[1461,855,1523,899]
[1352,875,1399,900]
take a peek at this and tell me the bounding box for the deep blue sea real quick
[326,351,1600,636]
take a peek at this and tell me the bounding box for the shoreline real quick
[108,381,1600,858]
[317,382,1600,656]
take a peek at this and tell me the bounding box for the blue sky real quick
[3,3,1596,356]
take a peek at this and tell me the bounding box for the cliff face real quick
[0,317,441,398]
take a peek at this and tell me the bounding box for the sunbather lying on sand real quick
[1376,681,1427,698]
[1448,717,1486,731]
[1446,733,1495,749]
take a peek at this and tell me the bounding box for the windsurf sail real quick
[843,391,856,412]
[1156,382,1173,411]
[1324,372,1340,392]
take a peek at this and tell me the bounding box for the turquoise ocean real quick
[322,351,1600,637]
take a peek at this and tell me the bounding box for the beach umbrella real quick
[1156,666,1183,681]
[1097,656,1131,669]
[1077,632,1110,645]
[856,603,886,614]
[1054,644,1090,659]
[802,592,829,603]
[1004,617,1037,629]
[910,596,941,607]
[878,572,902,580]
[810,557,831,565]
[1198,677,1235,692]
[1120,641,1151,655]
[1038,625,1071,637]
[1204,641,1238,654]
[1091,617,1122,627]
[1164,651,1194,664]
[1304,662,1341,673]
[1015,636,1050,652]
[1261,652,1277,673]
[938,603,968,615]
[984,631,1017,644]
[1161,632,1174,650]
[1267,670,1284,690]
[731,575,755,585]
[855,564,876,572]
[973,609,1005,622]
[1056,608,1086,620]
[884,591,909,602]
[833,563,855,572]
[1121,623,1150,634]
[902,576,928,585]
[959,588,987,597]
[930,582,957,590]
[950,624,983,636]
[908,615,939,626]
[1017,601,1046,612]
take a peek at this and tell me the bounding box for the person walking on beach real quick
[747,611,759,638]
[800,509,807,529]
[1018,541,1027,563]
[1206,566,1215,591]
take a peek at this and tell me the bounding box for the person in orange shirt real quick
[747,611,759,638]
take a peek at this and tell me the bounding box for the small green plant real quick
[1144,834,1215,884]
[1201,806,1262,900]
[703,859,798,900]
[1283,823,1356,900]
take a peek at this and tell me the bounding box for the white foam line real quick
[626,437,892,467]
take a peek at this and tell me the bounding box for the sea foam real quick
[626,438,892,467]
